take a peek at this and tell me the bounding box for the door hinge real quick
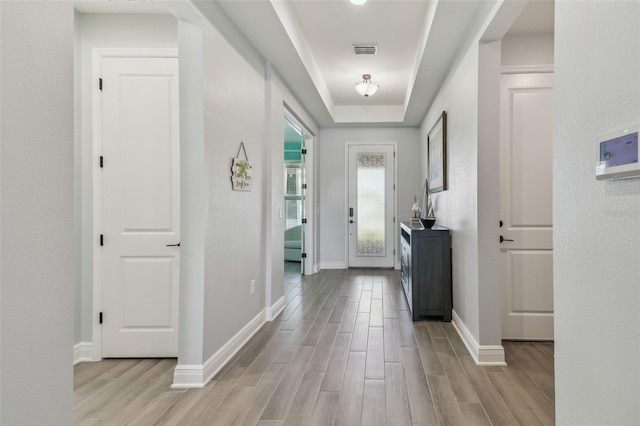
[99,156,104,168]
[302,183,307,189]
[100,234,104,246]
[301,148,307,155]
[393,151,396,158]
[393,216,396,223]
[99,78,103,91]
[301,253,307,259]
[99,312,103,324]
[301,218,307,224]
[393,184,396,190]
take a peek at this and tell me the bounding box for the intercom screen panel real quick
[596,126,640,180]
[599,131,638,167]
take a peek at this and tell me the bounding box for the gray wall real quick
[419,41,484,341]
[177,19,206,366]
[318,127,421,269]
[554,2,640,423]
[501,34,553,67]
[0,2,75,423]
[418,2,510,346]
[181,2,319,367]
[200,15,267,359]
[417,1,536,351]
[268,67,320,296]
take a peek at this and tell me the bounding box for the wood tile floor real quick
[74,269,555,425]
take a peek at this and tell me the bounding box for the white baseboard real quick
[320,261,347,270]
[451,310,506,366]
[172,308,267,388]
[171,364,205,388]
[266,296,285,320]
[73,342,94,365]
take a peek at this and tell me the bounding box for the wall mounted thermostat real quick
[596,126,639,180]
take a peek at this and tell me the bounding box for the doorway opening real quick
[498,0,555,341]
[284,117,308,277]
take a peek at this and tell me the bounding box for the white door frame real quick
[91,47,179,360]
[344,142,398,268]
[284,109,316,275]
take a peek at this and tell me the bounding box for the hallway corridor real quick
[74,269,555,425]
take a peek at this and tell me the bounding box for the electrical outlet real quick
[250,279,256,295]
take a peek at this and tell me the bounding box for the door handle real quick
[166,242,181,247]
[349,207,354,217]
[499,236,513,243]
[349,220,356,224]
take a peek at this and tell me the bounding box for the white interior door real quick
[500,72,554,340]
[100,54,180,357]
[348,144,395,268]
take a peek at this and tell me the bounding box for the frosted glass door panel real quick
[357,153,386,256]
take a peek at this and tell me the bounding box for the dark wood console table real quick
[400,222,452,321]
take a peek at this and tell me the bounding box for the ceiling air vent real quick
[353,44,378,55]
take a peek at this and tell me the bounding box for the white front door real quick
[500,72,554,340]
[348,144,395,268]
[100,54,180,357]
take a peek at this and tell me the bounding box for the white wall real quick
[319,127,420,269]
[76,13,178,345]
[501,34,553,67]
[0,2,75,423]
[74,9,83,348]
[176,19,206,367]
[419,44,482,341]
[554,2,640,424]
[266,64,284,312]
[1,0,3,413]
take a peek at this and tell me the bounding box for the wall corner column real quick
[174,19,206,386]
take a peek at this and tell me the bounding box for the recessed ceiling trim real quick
[269,0,336,118]
[334,105,404,123]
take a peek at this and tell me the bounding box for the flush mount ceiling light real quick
[350,0,367,4]
[355,74,379,98]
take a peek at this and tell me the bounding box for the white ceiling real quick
[288,1,431,107]
[75,0,554,127]
[215,0,484,126]
[507,0,554,36]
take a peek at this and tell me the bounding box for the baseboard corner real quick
[73,342,94,365]
[451,310,506,366]
[172,308,267,388]
[171,365,205,389]
[267,296,285,320]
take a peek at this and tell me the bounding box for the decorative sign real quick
[231,142,252,191]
